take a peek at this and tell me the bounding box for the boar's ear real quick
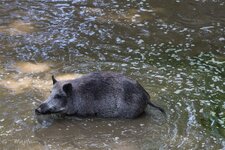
[52,75,57,85]
[63,83,72,95]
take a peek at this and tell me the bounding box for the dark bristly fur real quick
[35,72,165,118]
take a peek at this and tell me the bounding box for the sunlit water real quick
[0,0,225,149]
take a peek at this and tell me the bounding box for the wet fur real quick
[36,72,164,118]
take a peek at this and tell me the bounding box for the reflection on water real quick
[0,20,35,35]
[15,62,50,73]
[34,113,166,150]
[0,0,225,149]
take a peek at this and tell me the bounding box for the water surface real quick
[0,0,225,149]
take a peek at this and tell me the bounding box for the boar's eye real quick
[54,94,64,99]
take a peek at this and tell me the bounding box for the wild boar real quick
[35,72,165,118]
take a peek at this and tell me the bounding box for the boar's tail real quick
[136,81,166,114]
[147,101,165,114]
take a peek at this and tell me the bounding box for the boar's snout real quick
[35,107,41,114]
[35,103,51,115]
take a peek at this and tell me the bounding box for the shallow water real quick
[0,0,225,149]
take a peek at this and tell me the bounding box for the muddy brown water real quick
[0,0,225,149]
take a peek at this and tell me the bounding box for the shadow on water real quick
[0,0,225,149]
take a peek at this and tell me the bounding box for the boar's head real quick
[35,76,72,115]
